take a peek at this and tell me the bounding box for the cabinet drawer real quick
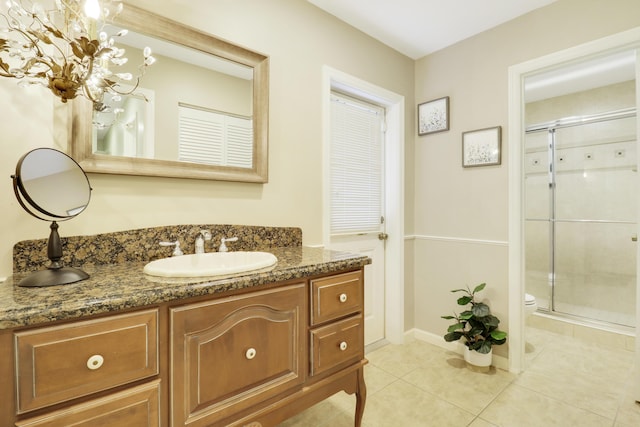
[310,270,363,325]
[171,284,306,427]
[15,380,160,427]
[310,314,363,376]
[15,309,158,413]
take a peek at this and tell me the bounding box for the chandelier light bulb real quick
[83,0,100,19]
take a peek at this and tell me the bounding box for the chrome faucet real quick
[195,230,212,254]
[218,236,238,252]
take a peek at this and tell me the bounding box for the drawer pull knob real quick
[339,293,348,303]
[86,354,104,370]
[245,348,257,360]
[339,341,348,351]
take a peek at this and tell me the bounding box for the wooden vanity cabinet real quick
[4,268,367,427]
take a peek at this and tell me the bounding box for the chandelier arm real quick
[108,77,140,95]
[0,70,19,78]
[0,28,60,77]
[80,56,100,103]
[29,13,76,60]
[29,56,60,74]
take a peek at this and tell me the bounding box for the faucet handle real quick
[218,236,238,252]
[159,240,183,256]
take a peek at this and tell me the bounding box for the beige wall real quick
[413,0,640,352]
[0,0,414,278]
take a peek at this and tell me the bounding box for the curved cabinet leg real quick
[354,367,367,427]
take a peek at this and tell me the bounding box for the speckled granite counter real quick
[0,246,370,330]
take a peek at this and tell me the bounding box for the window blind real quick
[178,104,253,167]
[330,92,385,235]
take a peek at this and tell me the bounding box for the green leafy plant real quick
[441,283,507,354]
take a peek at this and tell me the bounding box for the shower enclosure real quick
[524,108,637,328]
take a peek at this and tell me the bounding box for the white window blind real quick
[330,92,385,235]
[178,104,253,168]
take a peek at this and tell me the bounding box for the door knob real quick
[378,232,388,241]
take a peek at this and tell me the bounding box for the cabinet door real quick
[171,284,306,427]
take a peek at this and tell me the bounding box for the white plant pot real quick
[463,346,492,371]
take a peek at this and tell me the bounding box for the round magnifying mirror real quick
[12,148,92,287]
[14,148,91,220]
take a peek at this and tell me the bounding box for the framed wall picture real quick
[462,126,502,167]
[418,96,449,135]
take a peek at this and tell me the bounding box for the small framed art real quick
[418,96,449,135]
[462,126,502,167]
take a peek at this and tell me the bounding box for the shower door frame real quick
[525,108,637,320]
[507,27,640,375]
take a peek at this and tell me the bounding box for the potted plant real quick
[441,283,507,369]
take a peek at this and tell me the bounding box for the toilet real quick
[525,293,538,317]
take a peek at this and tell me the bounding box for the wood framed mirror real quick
[70,3,269,182]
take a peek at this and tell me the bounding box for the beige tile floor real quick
[278,327,640,426]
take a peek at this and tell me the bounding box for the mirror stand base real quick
[18,267,90,288]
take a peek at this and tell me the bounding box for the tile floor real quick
[278,327,640,426]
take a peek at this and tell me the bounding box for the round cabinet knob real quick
[339,293,348,303]
[87,354,104,370]
[245,348,257,360]
[339,341,348,351]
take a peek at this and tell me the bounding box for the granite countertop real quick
[0,246,370,330]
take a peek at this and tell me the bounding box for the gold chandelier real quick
[0,0,154,108]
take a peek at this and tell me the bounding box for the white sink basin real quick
[143,251,277,278]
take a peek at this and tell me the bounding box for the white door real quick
[328,92,386,345]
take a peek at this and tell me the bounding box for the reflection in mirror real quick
[94,84,156,159]
[93,30,254,166]
[71,3,269,182]
[12,148,92,287]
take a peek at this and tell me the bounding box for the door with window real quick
[328,92,386,345]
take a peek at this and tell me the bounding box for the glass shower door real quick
[524,130,552,311]
[553,116,637,326]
